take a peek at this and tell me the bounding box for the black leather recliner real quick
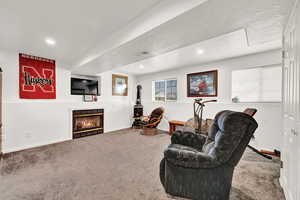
[160,110,258,200]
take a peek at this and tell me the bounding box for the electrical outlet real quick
[25,132,32,139]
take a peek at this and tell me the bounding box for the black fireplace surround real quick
[73,109,104,139]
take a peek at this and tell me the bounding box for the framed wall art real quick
[187,70,218,97]
[19,53,56,99]
[84,95,97,102]
[112,74,128,96]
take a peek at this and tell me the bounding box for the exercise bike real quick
[193,98,217,134]
[193,98,272,160]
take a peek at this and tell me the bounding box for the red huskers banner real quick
[19,53,56,99]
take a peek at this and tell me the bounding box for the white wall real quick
[137,50,282,150]
[0,50,136,153]
[0,48,283,153]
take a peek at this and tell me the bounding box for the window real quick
[166,80,177,101]
[154,80,166,101]
[153,79,177,101]
[231,66,282,102]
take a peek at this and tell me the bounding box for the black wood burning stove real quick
[132,85,143,128]
[134,105,143,118]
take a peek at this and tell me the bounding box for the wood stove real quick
[73,109,104,139]
[134,105,143,118]
[132,85,143,128]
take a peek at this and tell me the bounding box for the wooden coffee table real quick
[168,120,185,135]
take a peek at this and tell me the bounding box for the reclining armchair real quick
[160,110,258,200]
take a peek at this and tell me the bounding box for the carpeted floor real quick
[0,129,285,200]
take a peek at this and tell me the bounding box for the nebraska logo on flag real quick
[19,53,56,99]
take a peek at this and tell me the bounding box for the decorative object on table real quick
[132,85,143,128]
[112,74,128,96]
[160,110,258,200]
[187,70,218,97]
[83,95,97,102]
[19,53,56,99]
[232,96,239,103]
[137,107,164,135]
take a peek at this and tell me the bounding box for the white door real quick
[282,1,300,200]
[0,68,2,155]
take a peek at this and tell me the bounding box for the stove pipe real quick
[136,85,142,105]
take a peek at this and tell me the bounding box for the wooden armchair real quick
[141,107,164,128]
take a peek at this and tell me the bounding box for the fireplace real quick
[73,109,104,139]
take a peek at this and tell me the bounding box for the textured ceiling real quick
[0,0,205,66]
[0,0,162,63]
[0,0,294,75]
[115,29,281,75]
[73,0,294,75]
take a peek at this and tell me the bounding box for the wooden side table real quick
[169,120,185,135]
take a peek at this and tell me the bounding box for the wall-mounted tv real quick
[71,78,99,96]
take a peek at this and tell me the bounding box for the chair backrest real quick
[243,108,257,117]
[149,107,164,127]
[203,110,258,166]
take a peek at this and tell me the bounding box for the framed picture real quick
[19,53,56,99]
[187,70,218,97]
[84,95,97,102]
[112,74,128,96]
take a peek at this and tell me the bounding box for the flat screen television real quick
[71,78,99,96]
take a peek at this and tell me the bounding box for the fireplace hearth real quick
[73,109,104,139]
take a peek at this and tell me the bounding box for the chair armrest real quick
[143,116,162,127]
[164,144,217,169]
[171,131,207,151]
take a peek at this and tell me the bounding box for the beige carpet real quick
[0,129,285,200]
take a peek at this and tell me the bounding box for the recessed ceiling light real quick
[139,64,145,69]
[197,49,204,55]
[45,37,56,46]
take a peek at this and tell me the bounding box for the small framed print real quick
[84,95,97,102]
[84,95,93,102]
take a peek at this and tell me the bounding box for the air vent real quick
[141,51,150,55]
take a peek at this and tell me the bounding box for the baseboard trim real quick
[2,138,72,154]
[2,128,133,154]
[279,175,293,200]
